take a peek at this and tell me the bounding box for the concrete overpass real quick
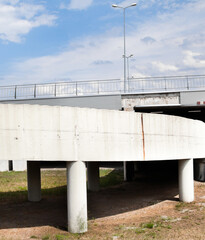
[1,75,205,115]
[0,103,204,233]
[1,75,205,180]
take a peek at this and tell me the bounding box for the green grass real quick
[55,235,69,240]
[99,169,123,188]
[141,222,155,229]
[0,168,123,203]
[135,228,145,234]
[175,202,196,211]
[0,170,67,203]
[42,235,50,240]
[133,218,173,238]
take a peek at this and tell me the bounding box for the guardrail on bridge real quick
[0,75,205,100]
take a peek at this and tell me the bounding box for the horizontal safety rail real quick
[0,75,205,100]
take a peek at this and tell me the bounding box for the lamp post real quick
[125,54,133,92]
[112,3,137,93]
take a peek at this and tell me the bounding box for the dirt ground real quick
[0,174,204,240]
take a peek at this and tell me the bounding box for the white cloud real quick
[141,36,156,44]
[183,51,205,68]
[139,0,189,10]
[60,0,93,10]
[0,1,57,43]
[4,0,205,84]
[9,35,123,83]
[152,61,178,72]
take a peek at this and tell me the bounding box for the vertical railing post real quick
[98,81,100,94]
[14,86,17,99]
[118,80,121,93]
[187,76,189,90]
[34,84,36,98]
[164,77,167,91]
[54,83,57,97]
[141,79,144,92]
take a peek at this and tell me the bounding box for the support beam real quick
[178,159,194,202]
[27,161,41,202]
[67,161,87,233]
[87,162,100,191]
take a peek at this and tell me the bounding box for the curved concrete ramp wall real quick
[0,104,204,162]
[0,104,202,233]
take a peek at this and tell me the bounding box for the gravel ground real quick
[0,174,204,240]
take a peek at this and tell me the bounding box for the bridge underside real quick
[134,105,205,122]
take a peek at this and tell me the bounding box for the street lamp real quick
[112,3,137,93]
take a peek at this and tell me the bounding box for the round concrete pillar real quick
[123,161,135,181]
[27,161,41,202]
[67,161,87,233]
[87,162,100,191]
[194,159,205,182]
[123,161,127,181]
[126,161,135,181]
[178,159,194,203]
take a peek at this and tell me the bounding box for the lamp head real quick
[112,4,118,8]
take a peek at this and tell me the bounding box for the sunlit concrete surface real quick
[0,104,204,162]
[0,104,204,233]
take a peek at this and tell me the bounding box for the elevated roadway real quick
[0,104,204,233]
[1,79,205,181]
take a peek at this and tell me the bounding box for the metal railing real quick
[127,75,205,93]
[0,75,205,100]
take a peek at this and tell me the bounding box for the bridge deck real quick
[0,74,205,100]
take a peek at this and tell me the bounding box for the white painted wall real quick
[13,160,27,171]
[0,160,8,171]
[0,104,204,163]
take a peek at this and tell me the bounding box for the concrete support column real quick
[124,161,135,181]
[126,161,135,181]
[27,161,41,202]
[123,161,127,181]
[194,159,205,182]
[67,161,87,233]
[178,159,194,203]
[87,162,100,191]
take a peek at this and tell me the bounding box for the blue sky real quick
[0,0,205,85]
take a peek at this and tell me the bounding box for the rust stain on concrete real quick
[141,114,145,160]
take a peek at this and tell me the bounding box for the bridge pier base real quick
[27,161,41,202]
[67,161,87,233]
[87,162,100,191]
[178,159,194,202]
